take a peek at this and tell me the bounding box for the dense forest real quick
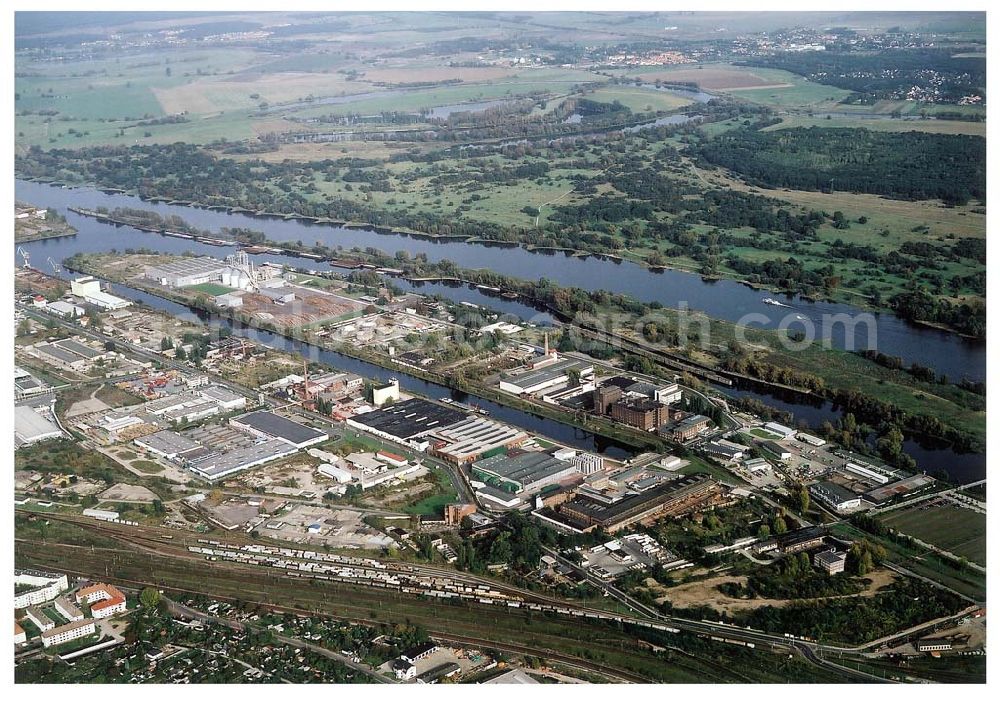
[696,126,986,205]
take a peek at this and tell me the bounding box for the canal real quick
[14,179,986,480]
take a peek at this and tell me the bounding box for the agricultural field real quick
[617,63,852,108]
[880,502,986,566]
[762,115,986,137]
[619,63,792,90]
[583,85,693,113]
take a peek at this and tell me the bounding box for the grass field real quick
[189,282,237,296]
[584,85,693,113]
[880,503,986,566]
[832,522,985,601]
[621,63,791,90]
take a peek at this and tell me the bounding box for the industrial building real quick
[346,398,466,448]
[557,475,723,533]
[186,438,300,481]
[14,405,62,448]
[471,451,578,494]
[428,416,528,465]
[754,526,828,555]
[761,440,792,461]
[662,413,712,441]
[572,452,605,475]
[143,257,230,288]
[498,358,594,395]
[371,378,400,406]
[703,440,745,462]
[230,411,328,448]
[70,276,131,310]
[813,549,847,575]
[810,481,862,513]
[46,300,85,318]
[610,397,670,431]
[15,366,52,401]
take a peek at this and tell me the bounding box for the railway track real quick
[15,543,656,683]
[20,510,880,683]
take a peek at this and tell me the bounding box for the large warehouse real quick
[143,257,229,288]
[557,475,723,533]
[346,398,466,448]
[229,411,328,448]
[427,416,529,465]
[471,450,578,494]
[15,406,62,448]
[498,358,594,396]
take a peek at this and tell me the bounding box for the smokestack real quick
[544,332,549,356]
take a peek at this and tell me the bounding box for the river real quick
[14,179,986,480]
[16,179,984,383]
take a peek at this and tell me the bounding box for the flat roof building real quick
[134,429,202,460]
[429,416,528,465]
[471,451,577,494]
[346,398,466,445]
[14,406,62,448]
[814,549,847,575]
[810,481,862,513]
[185,438,299,481]
[499,358,594,396]
[144,257,230,288]
[230,411,327,448]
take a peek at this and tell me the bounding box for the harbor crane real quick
[16,247,31,269]
[48,257,61,273]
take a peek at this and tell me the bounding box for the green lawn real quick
[131,459,165,474]
[189,282,237,296]
[880,504,986,566]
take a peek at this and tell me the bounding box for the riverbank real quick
[65,250,985,466]
[60,256,679,457]
[18,175,949,331]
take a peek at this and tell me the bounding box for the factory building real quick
[810,481,862,513]
[428,416,528,465]
[14,406,62,448]
[186,439,300,481]
[662,413,712,441]
[610,397,670,431]
[229,411,328,449]
[471,451,578,494]
[346,398,466,449]
[143,257,230,288]
[499,358,594,396]
[70,276,131,310]
[557,475,723,533]
[572,452,605,475]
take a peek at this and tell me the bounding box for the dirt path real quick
[647,569,897,615]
